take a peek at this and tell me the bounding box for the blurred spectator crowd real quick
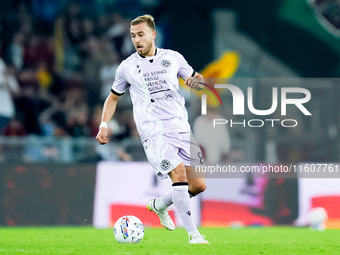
[0,0,154,156]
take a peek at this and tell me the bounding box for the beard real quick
[137,41,153,57]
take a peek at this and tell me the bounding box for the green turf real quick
[1,227,340,254]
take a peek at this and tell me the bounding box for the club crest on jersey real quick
[161,159,171,170]
[161,59,171,68]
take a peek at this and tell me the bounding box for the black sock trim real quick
[188,190,197,197]
[172,182,189,187]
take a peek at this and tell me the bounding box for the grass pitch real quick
[1,226,340,255]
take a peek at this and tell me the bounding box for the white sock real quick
[172,182,198,233]
[155,189,197,211]
[154,190,173,211]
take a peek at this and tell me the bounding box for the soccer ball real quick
[307,207,328,231]
[113,216,144,243]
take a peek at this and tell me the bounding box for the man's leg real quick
[152,166,206,211]
[147,163,190,231]
[168,163,208,243]
[168,163,197,234]
[148,166,208,242]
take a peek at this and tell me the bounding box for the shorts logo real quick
[161,159,171,170]
[161,59,171,68]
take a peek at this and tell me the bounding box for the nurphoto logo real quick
[199,83,312,128]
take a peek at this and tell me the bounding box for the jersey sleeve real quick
[176,52,195,79]
[111,62,128,96]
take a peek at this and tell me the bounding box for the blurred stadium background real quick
[0,0,340,229]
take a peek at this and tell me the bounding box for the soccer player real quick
[96,14,208,244]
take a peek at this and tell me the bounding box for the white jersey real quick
[111,48,194,142]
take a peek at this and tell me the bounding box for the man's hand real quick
[96,93,120,144]
[96,128,109,144]
[184,76,201,89]
[184,72,204,89]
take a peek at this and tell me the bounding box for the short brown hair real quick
[131,14,155,31]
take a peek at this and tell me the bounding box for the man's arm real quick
[184,72,203,89]
[96,92,120,144]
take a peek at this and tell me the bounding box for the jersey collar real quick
[137,48,158,60]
